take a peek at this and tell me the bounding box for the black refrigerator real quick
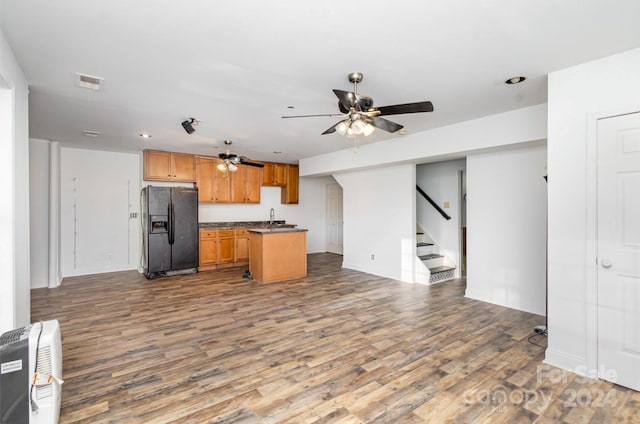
[142,186,199,278]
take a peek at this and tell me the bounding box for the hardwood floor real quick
[31,253,640,423]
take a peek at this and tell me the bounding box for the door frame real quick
[325,181,343,255]
[585,106,640,375]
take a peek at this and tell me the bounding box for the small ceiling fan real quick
[216,140,264,172]
[282,72,434,137]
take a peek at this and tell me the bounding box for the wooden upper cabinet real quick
[144,150,195,182]
[196,157,216,203]
[281,164,299,204]
[262,162,287,186]
[231,165,262,204]
[213,167,232,203]
[172,153,197,181]
[196,156,234,203]
[245,166,262,203]
[230,165,247,203]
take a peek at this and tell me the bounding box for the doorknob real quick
[601,259,612,269]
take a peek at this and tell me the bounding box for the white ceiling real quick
[2,0,640,163]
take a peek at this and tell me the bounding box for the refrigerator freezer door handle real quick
[168,203,175,245]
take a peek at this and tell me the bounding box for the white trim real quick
[465,288,544,316]
[48,141,61,287]
[544,349,587,374]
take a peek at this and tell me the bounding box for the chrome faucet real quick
[269,208,275,225]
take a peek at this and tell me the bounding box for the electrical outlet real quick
[371,254,375,260]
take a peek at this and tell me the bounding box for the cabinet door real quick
[262,162,275,186]
[144,150,173,180]
[199,235,218,266]
[230,165,247,203]
[218,237,235,263]
[196,157,215,203]
[245,166,262,203]
[273,163,287,186]
[213,167,232,203]
[281,164,299,204]
[235,235,250,262]
[172,153,196,182]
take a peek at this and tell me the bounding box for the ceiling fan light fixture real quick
[350,119,365,135]
[363,122,375,136]
[227,162,238,172]
[217,162,227,172]
[336,121,349,136]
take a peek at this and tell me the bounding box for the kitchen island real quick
[249,228,308,283]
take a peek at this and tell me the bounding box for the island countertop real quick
[248,228,308,234]
[199,221,296,230]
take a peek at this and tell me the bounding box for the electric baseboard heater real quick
[0,320,63,424]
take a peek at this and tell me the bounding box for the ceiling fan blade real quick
[333,89,374,113]
[374,101,434,116]
[368,116,404,133]
[322,123,338,135]
[240,161,265,168]
[333,89,356,109]
[282,113,345,119]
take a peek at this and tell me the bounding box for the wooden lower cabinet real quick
[218,230,235,264]
[199,231,218,267]
[235,229,250,262]
[198,228,251,271]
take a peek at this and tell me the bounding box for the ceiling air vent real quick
[83,130,100,137]
[75,73,103,90]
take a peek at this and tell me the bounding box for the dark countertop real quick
[199,220,296,230]
[248,228,308,234]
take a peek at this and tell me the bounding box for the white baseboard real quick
[544,349,587,375]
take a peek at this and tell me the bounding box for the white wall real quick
[334,165,416,283]
[0,21,30,333]
[29,139,50,288]
[547,48,640,372]
[465,145,547,316]
[197,175,335,253]
[60,148,141,277]
[416,159,466,275]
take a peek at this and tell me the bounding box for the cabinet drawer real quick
[200,230,217,238]
[236,229,250,236]
[218,229,234,237]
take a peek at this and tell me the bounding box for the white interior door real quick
[597,112,640,391]
[326,182,343,254]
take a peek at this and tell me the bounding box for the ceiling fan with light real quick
[282,72,434,138]
[215,140,264,172]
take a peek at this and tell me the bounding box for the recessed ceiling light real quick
[83,130,100,137]
[505,76,526,85]
[139,133,151,138]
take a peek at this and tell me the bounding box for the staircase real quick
[416,231,456,284]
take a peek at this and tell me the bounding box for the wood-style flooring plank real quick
[30,253,640,423]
